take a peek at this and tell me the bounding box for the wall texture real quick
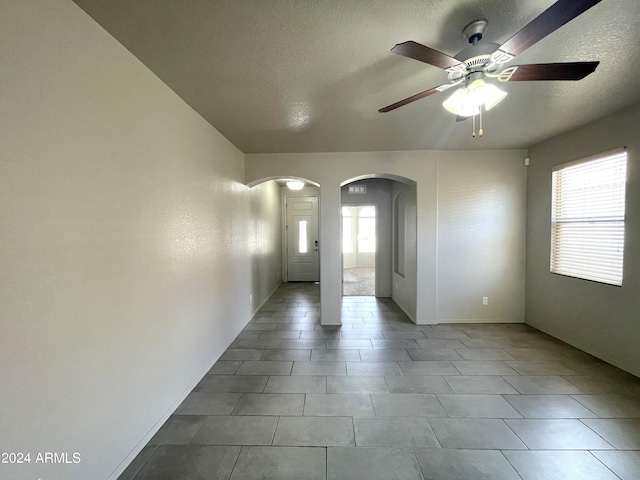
[245,150,527,325]
[0,2,280,479]
[525,103,640,377]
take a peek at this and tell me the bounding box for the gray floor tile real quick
[230,338,284,349]
[444,375,519,394]
[459,339,513,349]
[426,330,470,339]
[503,394,598,418]
[347,361,403,376]
[359,348,412,362]
[385,375,452,394]
[382,330,427,339]
[505,419,614,449]
[438,394,522,418]
[341,330,385,339]
[371,393,447,417]
[327,339,373,349]
[327,447,423,480]
[592,450,640,480]
[354,417,439,447]
[195,375,267,393]
[582,419,640,449]
[452,361,519,375]
[277,323,315,331]
[407,348,463,361]
[148,415,205,445]
[571,394,640,418]
[233,393,304,416]
[301,330,341,339]
[456,349,516,361]
[208,360,243,374]
[304,393,374,416]
[503,375,583,394]
[220,349,264,361]
[273,416,355,446]
[505,360,578,375]
[258,330,302,339]
[399,360,460,375]
[264,375,326,393]
[414,449,521,480]
[327,375,389,393]
[236,361,293,375]
[134,445,240,480]
[252,317,293,324]
[118,445,156,480]
[121,285,640,480]
[372,339,420,349]
[190,415,278,445]
[230,446,326,480]
[416,339,466,349]
[503,450,620,480]
[283,339,327,349]
[292,361,346,375]
[244,323,278,331]
[564,375,640,395]
[260,349,311,361]
[503,347,568,361]
[174,392,241,415]
[429,418,526,449]
[311,349,361,361]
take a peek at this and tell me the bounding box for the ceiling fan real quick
[379,0,602,137]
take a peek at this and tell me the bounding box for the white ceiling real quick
[73,0,640,153]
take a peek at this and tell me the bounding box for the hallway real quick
[120,283,640,480]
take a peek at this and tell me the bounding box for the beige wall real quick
[246,150,527,325]
[392,181,418,320]
[525,103,640,377]
[0,2,280,479]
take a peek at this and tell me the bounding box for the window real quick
[357,206,376,253]
[298,220,308,253]
[550,149,627,286]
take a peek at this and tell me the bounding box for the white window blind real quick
[550,149,627,286]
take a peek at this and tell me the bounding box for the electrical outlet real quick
[482,296,489,306]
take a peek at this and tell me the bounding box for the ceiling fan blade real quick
[391,41,463,70]
[379,86,444,113]
[502,61,599,81]
[498,0,603,57]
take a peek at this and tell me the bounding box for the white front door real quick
[286,196,319,282]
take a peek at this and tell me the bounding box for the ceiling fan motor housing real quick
[463,18,489,43]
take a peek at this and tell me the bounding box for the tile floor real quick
[120,283,640,480]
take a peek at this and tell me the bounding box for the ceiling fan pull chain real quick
[472,115,476,137]
[479,106,484,137]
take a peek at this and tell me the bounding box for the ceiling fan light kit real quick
[379,0,603,138]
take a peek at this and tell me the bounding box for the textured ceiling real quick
[73,0,640,153]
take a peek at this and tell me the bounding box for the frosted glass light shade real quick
[442,87,480,117]
[287,180,305,190]
[443,79,507,117]
[468,79,508,111]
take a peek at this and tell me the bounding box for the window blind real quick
[550,149,627,286]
